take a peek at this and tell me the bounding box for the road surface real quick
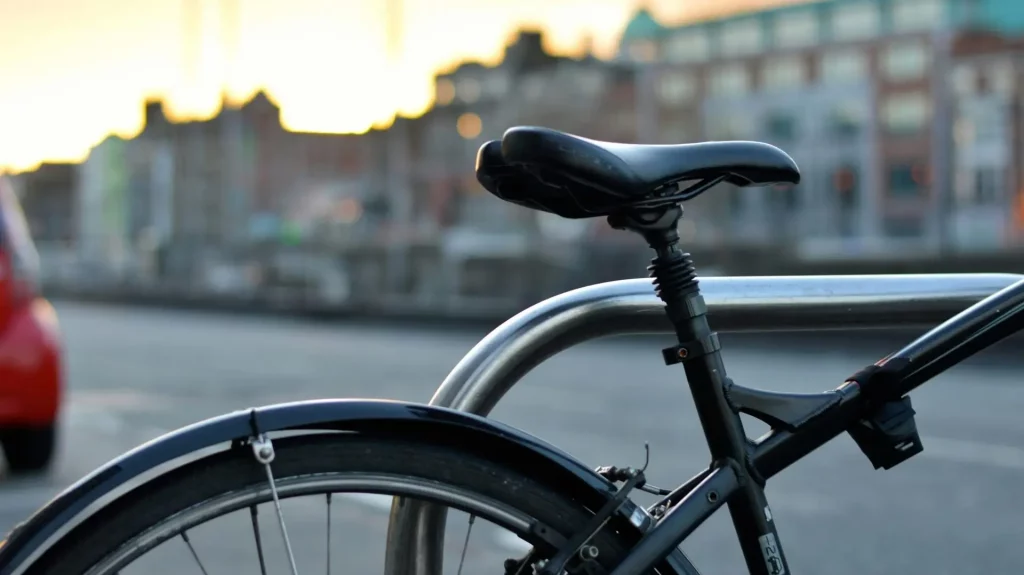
[2,301,1023,574]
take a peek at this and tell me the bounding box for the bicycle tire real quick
[24,433,660,575]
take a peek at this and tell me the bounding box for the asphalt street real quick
[2,301,1023,574]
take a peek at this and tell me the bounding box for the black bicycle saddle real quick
[475,126,801,219]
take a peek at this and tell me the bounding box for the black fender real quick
[0,399,696,575]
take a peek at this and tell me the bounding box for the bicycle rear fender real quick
[0,399,693,575]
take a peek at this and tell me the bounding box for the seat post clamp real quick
[662,332,720,366]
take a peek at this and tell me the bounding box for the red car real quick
[0,175,62,474]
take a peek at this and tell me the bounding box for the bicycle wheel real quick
[24,433,657,575]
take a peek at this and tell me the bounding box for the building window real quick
[962,99,1005,141]
[953,116,976,146]
[658,72,696,104]
[953,168,971,204]
[971,167,1003,205]
[523,76,545,101]
[627,40,658,63]
[577,70,605,95]
[833,165,860,210]
[728,186,744,215]
[820,49,867,83]
[957,98,1005,143]
[660,119,691,143]
[614,110,635,134]
[887,163,927,197]
[829,102,864,137]
[882,92,931,134]
[881,41,930,81]
[706,112,752,140]
[762,56,805,91]
[774,11,818,48]
[484,74,509,97]
[764,113,798,141]
[883,216,924,238]
[436,79,455,106]
[987,60,1015,97]
[831,1,880,41]
[719,19,763,56]
[951,65,976,96]
[955,167,1002,206]
[769,184,800,211]
[457,78,482,103]
[708,64,749,97]
[664,29,710,63]
[891,0,945,32]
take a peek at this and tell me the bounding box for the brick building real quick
[948,29,1024,251]
[619,0,1024,258]
[136,93,379,248]
[423,30,642,248]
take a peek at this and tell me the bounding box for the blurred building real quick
[76,134,173,275]
[426,31,563,237]
[10,162,80,285]
[619,0,1024,259]
[416,30,649,297]
[948,29,1024,251]
[131,94,384,278]
[16,162,78,246]
[15,1,1024,311]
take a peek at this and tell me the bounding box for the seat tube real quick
[672,298,790,575]
[612,204,791,575]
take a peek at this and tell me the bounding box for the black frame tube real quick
[753,277,1024,479]
[620,203,794,575]
[668,317,783,575]
[608,465,739,575]
[608,278,1024,575]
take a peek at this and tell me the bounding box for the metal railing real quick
[383,272,1024,575]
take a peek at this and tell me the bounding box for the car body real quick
[0,175,62,473]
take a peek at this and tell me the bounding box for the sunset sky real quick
[0,0,794,171]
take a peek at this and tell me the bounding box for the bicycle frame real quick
[385,272,1024,575]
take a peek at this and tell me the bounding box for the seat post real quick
[608,205,738,448]
[609,204,789,575]
[607,205,699,335]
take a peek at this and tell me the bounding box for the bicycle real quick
[2,126,1024,575]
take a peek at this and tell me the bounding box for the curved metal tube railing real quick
[384,273,1024,575]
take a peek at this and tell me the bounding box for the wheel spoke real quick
[457,515,476,575]
[180,531,210,575]
[326,493,332,575]
[250,505,269,575]
[251,434,300,575]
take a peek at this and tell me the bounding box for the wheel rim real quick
[85,472,540,575]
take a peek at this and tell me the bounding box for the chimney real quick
[504,29,550,70]
[144,99,167,131]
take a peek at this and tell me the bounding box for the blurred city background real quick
[5,0,1024,573]
[8,0,1024,317]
